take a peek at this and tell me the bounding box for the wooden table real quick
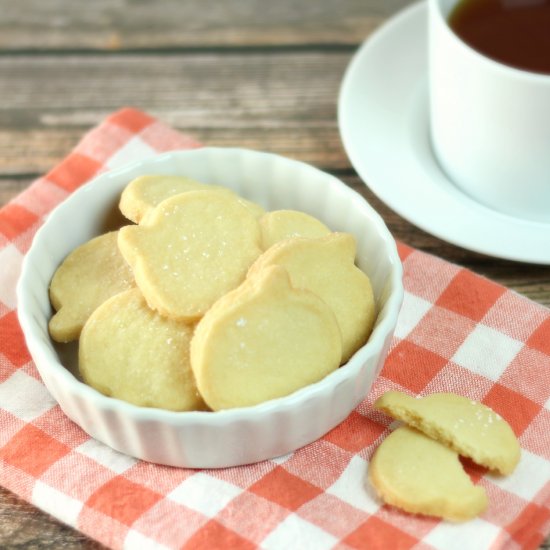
[0,1,548,547]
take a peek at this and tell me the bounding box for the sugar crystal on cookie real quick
[118,189,262,321]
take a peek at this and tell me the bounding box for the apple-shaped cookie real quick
[118,190,262,321]
[190,266,342,410]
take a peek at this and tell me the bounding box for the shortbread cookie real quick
[259,209,331,250]
[248,233,375,362]
[79,289,206,411]
[48,231,135,343]
[119,174,264,223]
[190,266,342,410]
[369,426,488,522]
[118,189,262,321]
[374,392,520,475]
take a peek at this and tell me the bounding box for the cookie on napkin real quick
[374,391,521,475]
[369,426,488,522]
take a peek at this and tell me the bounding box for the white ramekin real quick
[17,148,403,468]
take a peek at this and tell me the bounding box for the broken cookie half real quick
[369,426,488,522]
[369,391,520,522]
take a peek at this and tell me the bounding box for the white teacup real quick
[429,0,550,223]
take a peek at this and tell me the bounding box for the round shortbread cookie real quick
[369,426,488,522]
[248,233,375,363]
[118,190,262,321]
[190,266,342,410]
[374,391,521,475]
[79,288,206,411]
[48,231,135,343]
[259,209,331,250]
[119,174,264,223]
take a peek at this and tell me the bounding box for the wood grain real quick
[0,0,410,50]
[0,52,351,177]
[0,487,105,549]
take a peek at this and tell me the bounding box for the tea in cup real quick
[429,0,550,222]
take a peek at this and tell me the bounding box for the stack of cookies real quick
[48,175,376,412]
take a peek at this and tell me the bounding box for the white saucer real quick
[338,1,550,264]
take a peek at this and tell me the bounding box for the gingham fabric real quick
[1,108,549,550]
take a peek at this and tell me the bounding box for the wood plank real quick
[0,51,352,174]
[0,487,105,549]
[0,177,29,205]
[0,53,346,121]
[0,126,349,176]
[0,0,411,50]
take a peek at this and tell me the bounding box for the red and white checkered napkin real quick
[1,109,549,550]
